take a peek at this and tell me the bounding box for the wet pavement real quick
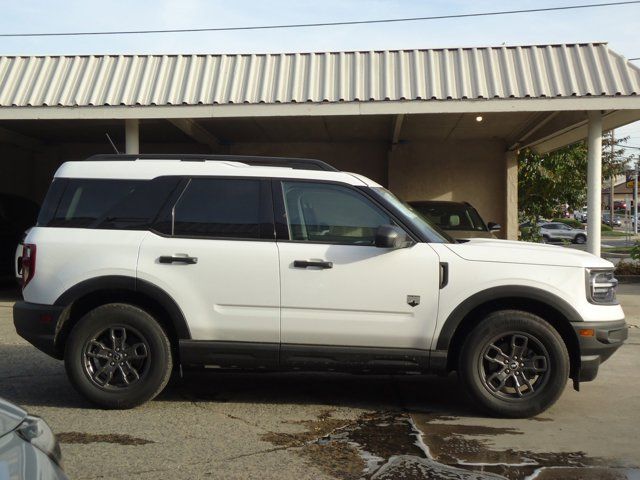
[1,284,639,479]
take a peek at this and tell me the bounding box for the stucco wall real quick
[388,140,508,236]
[1,139,514,238]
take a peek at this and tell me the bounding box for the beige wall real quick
[1,137,515,239]
[387,140,509,237]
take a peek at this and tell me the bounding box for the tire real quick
[459,310,569,418]
[541,235,550,244]
[64,303,173,409]
[574,234,586,244]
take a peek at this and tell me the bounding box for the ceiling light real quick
[475,115,483,122]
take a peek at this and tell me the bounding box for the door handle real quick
[158,255,198,265]
[293,260,333,269]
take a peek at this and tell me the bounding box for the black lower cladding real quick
[572,319,628,382]
[13,301,65,358]
[179,340,430,372]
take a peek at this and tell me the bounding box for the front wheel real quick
[65,303,173,409]
[459,310,569,418]
[574,234,586,244]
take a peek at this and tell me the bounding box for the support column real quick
[586,111,603,256]
[125,119,139,154]
[504,150,518,240]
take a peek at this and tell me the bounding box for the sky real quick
[0,0,639,164]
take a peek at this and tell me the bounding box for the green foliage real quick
[615,260,640,275]
[518,135,628,231]
[601,223,613,232]
[631,243,640,261]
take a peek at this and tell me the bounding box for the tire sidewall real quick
[460,310,569,418]
[65,303,172,409]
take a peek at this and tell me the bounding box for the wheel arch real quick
[437,286,582,380]
[53,276,190,359]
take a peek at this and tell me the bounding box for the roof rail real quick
[85,154,338,172]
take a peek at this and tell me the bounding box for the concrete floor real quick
[0,286,638,480]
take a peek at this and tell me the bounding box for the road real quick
[0,286,639,480]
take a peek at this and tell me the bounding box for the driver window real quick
[282,181,392,245]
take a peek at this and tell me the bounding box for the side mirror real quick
[375,225,411,249]
[488,222,501,231]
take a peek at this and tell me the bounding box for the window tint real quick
[410,203,487,232]
[43,178,178,229]
[171,178,261,239]
[282,181,391,245]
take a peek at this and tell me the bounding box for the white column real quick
[504,150,518,240]
[586,111,602,256]
[125,119,139,154]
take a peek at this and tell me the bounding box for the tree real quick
[518,133,628,241]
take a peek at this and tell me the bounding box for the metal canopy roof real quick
[0,43,638,109]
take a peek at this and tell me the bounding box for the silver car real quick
[0,398,67,479]
[540,222,587,244]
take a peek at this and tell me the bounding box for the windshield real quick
[410,202,488,232]
[372,188,454,243]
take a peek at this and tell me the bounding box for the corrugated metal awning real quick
[0,43,638,108]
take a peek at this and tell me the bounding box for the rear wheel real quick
[65,303,172,409]
[541,235,550,244]
[574,234,586,244]
[459,310,569,418]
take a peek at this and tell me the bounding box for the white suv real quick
[13,154,627,418]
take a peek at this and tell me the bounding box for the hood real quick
[0,397,27,437]
[445,238,613,268]
[447,230,496,240]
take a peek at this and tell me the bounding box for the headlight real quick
[15,415,62,466]
[586,268,618,305]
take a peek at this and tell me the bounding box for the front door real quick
[275,180,441,358]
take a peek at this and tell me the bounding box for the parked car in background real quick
[602,212,622,227]
[408,200,500,240]
[614,200,627,211]
[574,207,588,223]
[0,193,39,283]
[540,222,587,244]
[0,397,67,479]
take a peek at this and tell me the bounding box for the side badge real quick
[407,295,420,307]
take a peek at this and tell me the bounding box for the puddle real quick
[57,432,154,445]
[262,411,640,480]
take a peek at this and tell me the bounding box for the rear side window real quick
[167,178,262,239]
[40,177,179,229]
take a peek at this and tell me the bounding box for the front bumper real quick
[13,301,65,359]
[572,319,628,382]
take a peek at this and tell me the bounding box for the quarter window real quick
[282,181,392,245]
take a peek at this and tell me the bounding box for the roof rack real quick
[85,154,338,172]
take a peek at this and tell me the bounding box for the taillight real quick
[22,244,36,288]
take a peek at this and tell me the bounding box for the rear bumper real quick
[572,319,628,382]
[13,301,65,359]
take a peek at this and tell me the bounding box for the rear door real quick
[137,177,280,364]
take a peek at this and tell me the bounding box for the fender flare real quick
[435,285,583,351]
[54,275,191,339]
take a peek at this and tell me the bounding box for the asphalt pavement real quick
[1,286,639,480]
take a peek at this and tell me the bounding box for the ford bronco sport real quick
[14,154,627,417]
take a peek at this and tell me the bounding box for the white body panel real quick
[22,227,146,305]
[136,232,280,342]
[277,242,440,349]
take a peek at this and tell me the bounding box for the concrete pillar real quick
[504,150,518,240]
[586,111,603,256]
[125,119,139,154]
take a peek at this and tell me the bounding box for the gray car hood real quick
[0,397,27,437]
